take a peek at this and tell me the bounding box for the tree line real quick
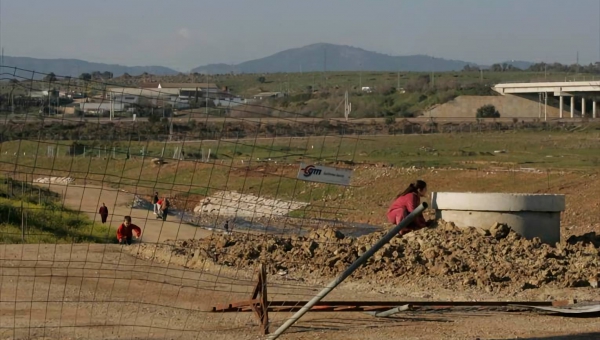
[463,62,600,74]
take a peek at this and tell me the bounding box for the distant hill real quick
[1,56,178,79]
[192,43,475,74]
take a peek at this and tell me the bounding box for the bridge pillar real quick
[582,98,586,117]
[593,101,597,119]
[571,96,575,118]
[559,95,564,118]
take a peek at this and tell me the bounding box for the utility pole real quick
[430,57,435,88]
[397,71,400,89]
[169,115,173,141]
[344,91,351,121]
[544,92,548,121]
[538,93,542,119]
[205,76,209,115]
[109,91,114,121]
[323,46,327,86]
[359,69,362,89]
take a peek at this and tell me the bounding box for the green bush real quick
[476,104,500,118]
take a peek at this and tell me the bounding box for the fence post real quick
[21,201,24,243]
[268,203,429,340]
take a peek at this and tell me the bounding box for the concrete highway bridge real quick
[493,81,600,119]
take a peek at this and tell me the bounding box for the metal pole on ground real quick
[268,203,428,340]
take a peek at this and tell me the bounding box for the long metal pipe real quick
[268,202,428,339]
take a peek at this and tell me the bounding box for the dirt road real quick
[44,183,212,243]
[1,244,599,340]
[11,182,597,339]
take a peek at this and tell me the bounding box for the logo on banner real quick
[301,165,322,177]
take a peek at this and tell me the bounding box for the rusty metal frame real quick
[214,299,574,313]
[211,264,578,335]
[211,263,270,334]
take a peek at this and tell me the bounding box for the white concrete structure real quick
[80,102,126,113]
[253,92,285,100]
[213,97,246,107]
[494,81,600,119]
[431,192,565,244]
[105,87,191,110]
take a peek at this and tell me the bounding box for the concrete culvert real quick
[431,192,565,244]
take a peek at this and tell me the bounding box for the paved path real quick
[43,183,212,243]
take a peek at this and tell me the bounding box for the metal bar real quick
[212,299,261,312]
[212,304,232,312]
[264,300,558,307]
[268,203,428,340]
[372,305,410,317]
[213,300,570,313]
[260,264,269,335]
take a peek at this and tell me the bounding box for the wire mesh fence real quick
[0,66,598,339]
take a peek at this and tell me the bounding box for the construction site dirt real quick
[7,164,600,339]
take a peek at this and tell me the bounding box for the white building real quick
[28,89,59,99]
[80,102,126,113]
[252,92,285,100]
[105,87,190,109]
[213,97,246,107]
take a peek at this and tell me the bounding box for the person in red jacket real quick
[98,203,109,224]
[116,216,142,245]
[386,180,428,236]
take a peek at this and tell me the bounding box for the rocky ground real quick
[136,221,600,294]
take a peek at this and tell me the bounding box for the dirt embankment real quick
[134,221,600,293]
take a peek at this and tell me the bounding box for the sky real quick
[1,0,600,71]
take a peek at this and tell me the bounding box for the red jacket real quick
[386,192,426,227]
[116,223,141,240]
[99,206,108,215]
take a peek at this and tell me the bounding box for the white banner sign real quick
[297,163,353,186]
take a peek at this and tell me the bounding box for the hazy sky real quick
[1,0,600,71]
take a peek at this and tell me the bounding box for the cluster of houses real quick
[79,82,247,115]
[25,80,288,116]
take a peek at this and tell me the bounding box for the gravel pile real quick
[141,221,600,292]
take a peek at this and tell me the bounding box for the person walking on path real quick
[116,216,142,245]
[152,192,160,215]
[159,197,170,221]
[98,203,109,224]
[223,220,229,233]
[386,180,428,236]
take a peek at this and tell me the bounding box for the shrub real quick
[476,104,500,118]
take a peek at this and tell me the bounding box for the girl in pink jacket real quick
[386,180,427,235]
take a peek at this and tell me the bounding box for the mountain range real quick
[192,43,480,74]
[0,56,178,79]
[1,43,533,78]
